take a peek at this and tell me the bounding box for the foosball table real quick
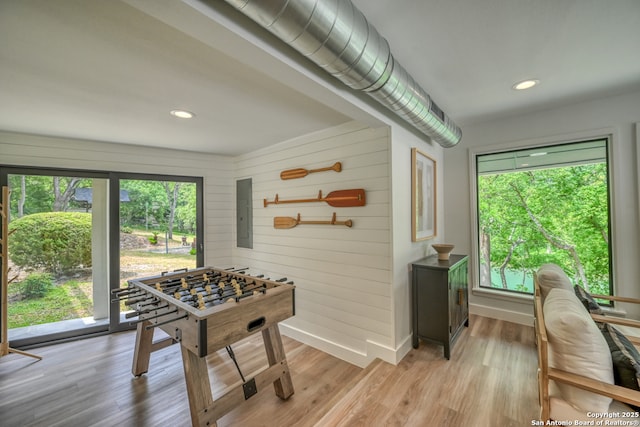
[114,266,296,427]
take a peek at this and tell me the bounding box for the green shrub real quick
[19,273,54,299]
[120,226,132,234]
[9,212,92,274]
[148,232,158,245]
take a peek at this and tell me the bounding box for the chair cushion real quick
[544,288,614,413]
[550,394,639,422]
[600,323,640,410]
[574,284,605,315]
[537,264,574,300]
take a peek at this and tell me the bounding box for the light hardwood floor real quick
[0,315,539,427]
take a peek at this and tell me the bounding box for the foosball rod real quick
[176,286,245,306]
[128,307,179,326]
[149,272,226,294]
[168,279,266,301]
[110,290,147,303]
[196,284,267,304]
[171,284,266,310]
[144,313,189,330]
[125,302,170,319]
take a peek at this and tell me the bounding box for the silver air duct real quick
[223,0,462,147]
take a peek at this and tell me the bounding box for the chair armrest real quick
[590,314,640,347]
[548,367,640,408]
[591,313,640,330]
[591,294,640,305]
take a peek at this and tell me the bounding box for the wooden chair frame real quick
[534,274,640,421]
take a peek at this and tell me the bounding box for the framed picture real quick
[412,148,436,241]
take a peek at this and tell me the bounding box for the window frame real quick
[108,172,204,333]
[468,133,615,301]
[0,166,204,345]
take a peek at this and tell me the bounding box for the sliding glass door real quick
[110,173,203,330]
[1,168,203,344]
[1,168,110,346]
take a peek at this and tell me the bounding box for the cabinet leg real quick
[412,335,419,349]
[444,343,451,360]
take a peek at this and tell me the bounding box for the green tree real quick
[120,180,196,238]
[175,183,196,234]
[9,175,54,216]
[120,180,167,230]
[9,212,92,275]
[52,177,82,211]
[478,163,609,294]
[162,182,180,240]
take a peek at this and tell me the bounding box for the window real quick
[0,167,203,347]
[1,168,110,346]
[111,173,203,331]
[473,138,612,296]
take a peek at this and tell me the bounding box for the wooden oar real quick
[274,213,353,229]
[263,189,365,207]
[280,162,342,180]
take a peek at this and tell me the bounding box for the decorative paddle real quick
[274,213,353,229]
[280,162,342,180]
[263,189,365,208]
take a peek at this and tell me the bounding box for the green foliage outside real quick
[148,232,158,245]
[478,163,609,295]
[119,179,197,238]
[18,273,54,299]
[5,174,198,330]
[8,280,93,328]
[8,175,197,241]
[8,250,194,329]
[9,212,92,274]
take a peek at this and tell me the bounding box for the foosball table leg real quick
[261,325,294,400]
[132,320,154,377]
[181,345,216,427]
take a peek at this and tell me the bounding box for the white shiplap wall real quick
[0,131,235,266]
[233,121,393,367]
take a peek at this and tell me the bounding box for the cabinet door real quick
[448,260,468,337]
[414,268,448,344]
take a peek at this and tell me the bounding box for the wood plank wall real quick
[0,126,395,366]
[233,122,392,367]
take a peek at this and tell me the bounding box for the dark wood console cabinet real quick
[411,254,469,359]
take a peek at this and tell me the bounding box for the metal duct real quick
[223,0,462,147]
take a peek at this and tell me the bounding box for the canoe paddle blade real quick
[323,189,366,207]
[280,162,342,180]
[273,217,299,229]
[264,189,365,207]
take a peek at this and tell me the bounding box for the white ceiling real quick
[1,0,639,156]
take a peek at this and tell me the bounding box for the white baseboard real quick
[279,308,532,369]
[278,323,406,368]
[470,303,534,326]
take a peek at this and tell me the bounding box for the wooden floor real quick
[0,315,539,427]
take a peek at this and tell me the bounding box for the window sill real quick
[600,305,627,317]
[471,286,533,304]
[472,287,628,317]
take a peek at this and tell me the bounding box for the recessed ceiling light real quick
[170,109,195,119]
[530,152,547,157]
[512,79,540,90]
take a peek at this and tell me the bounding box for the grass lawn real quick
[8,249,196,329]
[119,249,196,284]
[8,280,93,328]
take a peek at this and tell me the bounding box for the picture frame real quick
[411,148,436,241]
